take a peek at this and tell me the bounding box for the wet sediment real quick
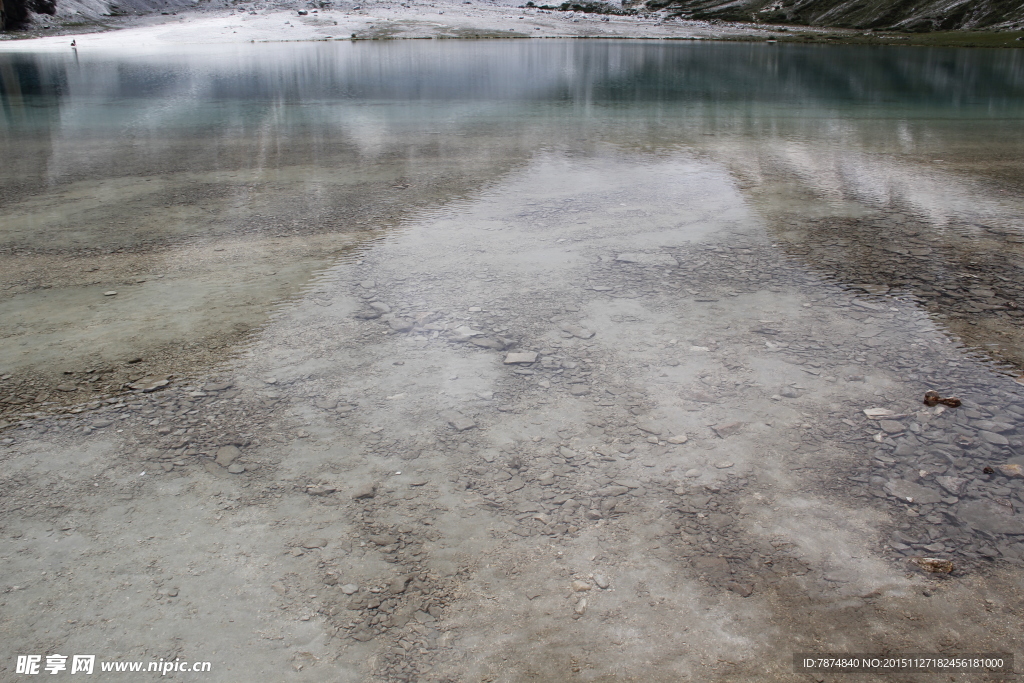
[4,164,1024,680]
[4,41,1024,683]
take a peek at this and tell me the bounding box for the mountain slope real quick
[646,0,1024,31]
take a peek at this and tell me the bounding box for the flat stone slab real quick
[214,445,241,467]
[558,323,595,339]
[980,430,1009,446]
[449,416,477,431]
[504,352,537,364]
[635,420,662,435]
[879,420,905,434]
[996,463,1024,478]
[957,500,1024,535]
[615,253,679,267]
[712,421,744,438]
[883,479,942,505]
[935,475,968,495]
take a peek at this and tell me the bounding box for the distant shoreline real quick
[2,0,1022,50]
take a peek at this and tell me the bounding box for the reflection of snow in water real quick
[755,138,1021,233]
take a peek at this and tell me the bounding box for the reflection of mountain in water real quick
[5,40,1024,106]
[2,41,1022,226]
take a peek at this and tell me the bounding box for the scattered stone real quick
[55,384,77,392]
[227,463,245,474]
[340,584,359,595]
[307,485,339,497]
[667,435,688,444]
[354,309,382,320]
[214,445,241,467]
[863,408,895,419]
[996,464,1024,479]
[879,420,905,434]
[352,483,377,500]
[883,479,942,505]
[389,318,414,333]
[471,337,506,350]
[935,476,967,496]
[980,431,1009,446]
[779,388,801,399]
[389,574,414,594]
[559,323,595,339]
[957,499,1024,535]
[614,252,679,267]
[593,575,610,589]
[715,461,734,469]
[693,556,729,572]
[103,291,117,296]
[504,352,538,364]
[636,420,662,435]
[301,538,328,549]
[130,378,170,393]
[726,582,753,597]
[449,416,477,431]
[574,598,588,616]
[204,381,233,392]
[571,580,591,592]
[923,391,961,408]
[712,421,743,438]
[909,557,954,574]
[451,325,483,339]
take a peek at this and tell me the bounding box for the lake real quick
[2,39,1024,681]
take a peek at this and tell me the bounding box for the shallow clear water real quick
[2,40,1024,384]
[1,41,1023,387]
[5,40,1024,680]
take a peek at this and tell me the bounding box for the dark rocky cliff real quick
[645,0,1024,31]
[2,0,57,30]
